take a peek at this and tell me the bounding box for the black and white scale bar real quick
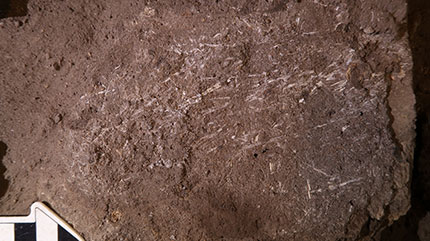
[0,202,84,241]
[0,222,77,241]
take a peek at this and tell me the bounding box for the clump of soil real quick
[0,0,415,240]
[379,0,430,240]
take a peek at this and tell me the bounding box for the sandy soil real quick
[0,0,416,240]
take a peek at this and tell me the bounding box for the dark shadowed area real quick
[0,0,28,19]
[380,0,430,240]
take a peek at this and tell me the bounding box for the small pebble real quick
[14,20,23,27]
[53,113,62,124]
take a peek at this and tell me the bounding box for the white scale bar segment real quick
[0,223,14,241]
[36,209,58,241]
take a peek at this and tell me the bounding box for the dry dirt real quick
[0,0,416,240]
[379,0,430,240]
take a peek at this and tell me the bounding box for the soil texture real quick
[0,0,416,240]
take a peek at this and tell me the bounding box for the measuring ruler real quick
[0,202,84,241]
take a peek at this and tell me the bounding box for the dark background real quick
[0,0,28,19]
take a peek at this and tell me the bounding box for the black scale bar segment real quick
[58,224,79,241]
[14,223,36,241]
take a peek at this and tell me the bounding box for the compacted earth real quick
[0,0,417,240]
